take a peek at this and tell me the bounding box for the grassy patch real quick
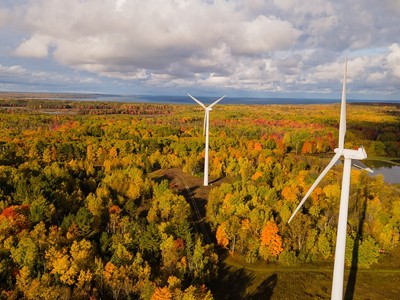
[210,252,400,299]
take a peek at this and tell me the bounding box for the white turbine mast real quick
[188,94,225,186]
[288,59,373,300]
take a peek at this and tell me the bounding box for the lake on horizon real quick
[23,93,400,105]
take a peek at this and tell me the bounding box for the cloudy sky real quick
[1,0,400,100]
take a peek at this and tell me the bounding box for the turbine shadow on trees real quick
[344,197,367,299]
[210,263,277,300]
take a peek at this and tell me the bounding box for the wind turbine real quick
[188,94,225,186]
[288,60,373,300]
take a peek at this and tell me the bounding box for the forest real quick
[0,98,399,299]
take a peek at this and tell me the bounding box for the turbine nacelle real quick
[333,147,373,174]
[334,147,368,160]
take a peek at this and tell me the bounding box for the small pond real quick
[366,160,400,184]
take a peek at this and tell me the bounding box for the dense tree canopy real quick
[0,99,399,299]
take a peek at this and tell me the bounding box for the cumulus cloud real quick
[114,0,126,12]
[0,64,27,75]
[229,15,301,55]
[387,43,400,78]
[0,0,399,98]
[273,0,335,16]
[15,34,51,58]
[9,1,301,78]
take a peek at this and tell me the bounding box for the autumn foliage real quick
[260,220,284,258]
[0,99,399,298]
[216,222,229,248]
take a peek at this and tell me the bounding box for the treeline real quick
[0,100,399,299]
[0,99,173,116]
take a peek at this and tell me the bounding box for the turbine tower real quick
[188,94,225,186]
[288,60,373,300]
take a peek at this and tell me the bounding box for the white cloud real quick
[200,73,230,85]
[15,34,50,58]
[309,62,343,82]
[0,64,27,75]
[0,0,399,98]
[11,1,300,72]
[230,15,301,55]
[387,43,400,77]
[308,15,338,37]
[273,0,334,16]
[114,0,126,11]
[367,71,386,82]
[80,77,101,84]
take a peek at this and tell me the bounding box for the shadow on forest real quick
[151,173,172,185]
[344,197,367,300]
[188,185,201,196]
[209,177,224,185]
[173,181,216,244]
[211,263,277,300]
[248,273,278,300]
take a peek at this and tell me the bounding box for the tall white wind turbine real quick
[188,94,225,186]
[288,60,373,300]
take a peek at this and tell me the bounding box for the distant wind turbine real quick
[188,94,225,186]
[288,60,373,300]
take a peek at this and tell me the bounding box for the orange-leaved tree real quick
[151,286,172,300]
[216,222,229,249]
[259,220,283,260]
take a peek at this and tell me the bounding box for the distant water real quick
[40,94,400,105]
[370,166,400,184]
[367,160,400,184]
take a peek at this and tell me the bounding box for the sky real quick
[0,0,400,100]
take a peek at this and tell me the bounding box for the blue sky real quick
[1,0,400,100]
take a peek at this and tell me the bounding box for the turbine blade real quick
[188,93,206,109]
[352,160,373,173]
[334,158,342,166]
[208,95,226,108]
[203,110,207,136]
[288,152,342,223]
[338,59,347,149]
